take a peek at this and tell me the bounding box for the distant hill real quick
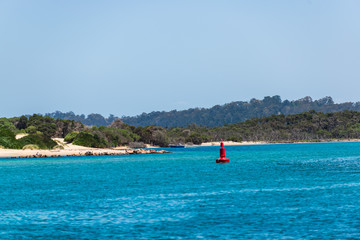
[183,110,360,143]
[122,96,360,127]
[45,96,360,127]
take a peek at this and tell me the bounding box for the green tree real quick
[16,116,28,130]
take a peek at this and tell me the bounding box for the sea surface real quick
[1,142,360,239]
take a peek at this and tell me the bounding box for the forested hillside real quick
[45,96,360,127]
[185,110,360,143]
[123,96,360,127]
[3,110,360,149]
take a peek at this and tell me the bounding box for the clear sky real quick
[1,0,360,117]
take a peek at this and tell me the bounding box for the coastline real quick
[0,148,169,159]
[2,139,360,159]
[191,139,360,147]
[194,141,268,147]
[0,138,168,159]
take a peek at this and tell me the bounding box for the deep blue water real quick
[2,142,360,239]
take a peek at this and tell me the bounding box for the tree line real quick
[122,96,360,127]
[45,96,360,127]
[183,110,360,143]
[45,111,117,127]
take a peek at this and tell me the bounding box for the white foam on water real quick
[304,156,360,163]
[0,207,194,225]
[105,181,360,203]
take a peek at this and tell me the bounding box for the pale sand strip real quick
[15,133,29,139]
[113,144,160,150]
[193,141,268,147]
[0,138,168,158]
[0,149,119,158]
[193,139,360,147]
[0,148,169,158]
[52,138,160,150]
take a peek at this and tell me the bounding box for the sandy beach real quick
[0,148,169,158]
[195,141,268,147]
[192,139,360,147]
[0,138,168,158]
[0,140,250,158]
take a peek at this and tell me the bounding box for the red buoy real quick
[216,142,230,163]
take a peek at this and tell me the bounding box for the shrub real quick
[135,126,168,147]
[0,118,17,132]
[17,134,57,149]
[22,144,40,150]
[26,126,37,134]
[64,132,79,143]
[228,136,242,142]
[16,116,28,130]
[27,115,57,138]
[72,132,108,148]
[185,133,207,145]
[99,127,140,147]
[128,142,146,148]
[53,145,64,150]
[0,127,19,149]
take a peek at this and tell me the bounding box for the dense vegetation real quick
[45,111,117,127]
[0,115,171,149]
[65,110,360,146]
[66,125,141,148]
[3,110,360,149]
[180,110,360,143]
[122,96,360,127]
[0,115,84,149]
[64,120,169,148]
[45,96,360,128]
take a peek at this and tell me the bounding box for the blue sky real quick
[1,0,360,117]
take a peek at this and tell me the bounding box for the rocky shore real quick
[0,149,170,159]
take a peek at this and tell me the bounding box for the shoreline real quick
[193,141,268,147]
[2,139,360,159]
[0,149,169,159]
[191,139,360,147]
[0,138,167,159]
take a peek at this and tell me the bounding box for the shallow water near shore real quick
[1,142,360,239]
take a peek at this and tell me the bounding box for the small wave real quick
[304,156,360,163]
[105,182,360,203]
[240,182,360,193]
[0,209,194,225]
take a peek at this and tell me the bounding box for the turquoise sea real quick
[1,142,360,239]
